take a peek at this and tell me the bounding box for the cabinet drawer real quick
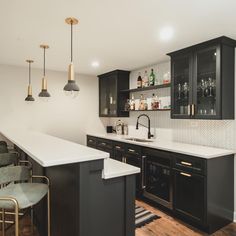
[97,138,113,150]
[113,142,125,152]
[125,144,141,156]
[87,136,97,148]
[172,153,206,175]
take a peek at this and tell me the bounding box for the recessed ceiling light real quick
[160,27,174,41]
[91,61,100,68]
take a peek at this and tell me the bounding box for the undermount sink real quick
[124,137,154,143]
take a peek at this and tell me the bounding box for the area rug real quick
[135,205,161,228]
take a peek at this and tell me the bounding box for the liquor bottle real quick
[139,94,148,110]
[151,93,159,110]
[137,72,142,88]
[130,94,135,111]
[149,69,155,86]
[143,71,149,87]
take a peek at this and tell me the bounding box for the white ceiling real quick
[1,0,236,75]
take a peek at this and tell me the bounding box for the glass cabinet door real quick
[108,75,117,116]
[99,77,110,116]
[171,54,192,118]
[193,46,220,118]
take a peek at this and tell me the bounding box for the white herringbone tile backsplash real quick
[107,60,236,151]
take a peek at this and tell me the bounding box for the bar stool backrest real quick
[0,153,18,167]
[0,166,30,185]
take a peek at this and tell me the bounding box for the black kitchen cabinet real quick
[174,170,205,224]
[113,142,125,162]
[124,144,143,195]
[98,70,130,117]
[86,135,234,234]
[168,36,236,119]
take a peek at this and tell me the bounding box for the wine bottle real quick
[149,69,155,86]
[137,72,142,88]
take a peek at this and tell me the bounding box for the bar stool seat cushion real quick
[0,183,48,209]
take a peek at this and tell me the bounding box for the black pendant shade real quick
[25,60,35,102]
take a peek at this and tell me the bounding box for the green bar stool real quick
[0,142,8,154]
[0,165,51,236]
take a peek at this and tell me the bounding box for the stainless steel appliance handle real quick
[141,155,146,189]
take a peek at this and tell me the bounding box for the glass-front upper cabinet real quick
[98,70,130,117]
[168,36,236,120]
[193,46,220,119]
[171,54,192,118]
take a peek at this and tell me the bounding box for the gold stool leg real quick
[47,190,51,236]
[14,203,19,236]
[2,209,5,236]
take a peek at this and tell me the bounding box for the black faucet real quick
[136,114,154,139]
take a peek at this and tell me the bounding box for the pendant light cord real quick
[43,47,46,77]
[29,62,31,85]
[71,21,73,63]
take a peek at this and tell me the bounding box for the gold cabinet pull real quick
[128,149,135,153]
[180,172,192,177]
[88,139,93,143]
[101,142,106,146]
[191,104,195,116]
[115,146,121,149]
[180,161,192,166]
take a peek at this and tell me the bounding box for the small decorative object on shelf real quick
[130,94,135,111]
[124,99,130,111]
[149,69,155,86]
[137,72,142,88]
[143,70,149,87]
[163,72,171,84]
[151,94,159,110]
[139,94,148,111]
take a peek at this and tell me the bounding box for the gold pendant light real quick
[39,44,51,99]
[25,59,35,101]
[64,17,80,98]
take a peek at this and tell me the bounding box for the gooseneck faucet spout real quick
[136,114,154,139]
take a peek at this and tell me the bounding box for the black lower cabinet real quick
[113,142,125,162]
[86,135,234,234]
[174,170,205,224]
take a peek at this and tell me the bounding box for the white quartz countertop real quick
[87,133,235,159]
[0,129,109,167]
[0,129,140,179]
[103,158,140,179]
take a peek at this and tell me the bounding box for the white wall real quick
[0,64,106,145]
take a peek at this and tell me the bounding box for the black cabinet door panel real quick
[174,170,205,224]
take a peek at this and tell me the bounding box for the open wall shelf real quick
[120,83,171,93]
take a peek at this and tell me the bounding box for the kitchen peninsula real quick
[0,129,140,236]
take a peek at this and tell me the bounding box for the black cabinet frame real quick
[168,36,236,120]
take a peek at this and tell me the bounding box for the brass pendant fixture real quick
[25,59,35,101]
[64,17,80,98]
[39,44,51,99]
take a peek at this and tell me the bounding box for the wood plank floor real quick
[0,200,236,236]
[136,200,236,236]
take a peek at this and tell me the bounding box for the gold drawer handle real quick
[180,161,192,166]
[115,146,121,149]
[180,172,192,177]
[88,140,93,143]
[101,142,106,146]
[128,149,135,153]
